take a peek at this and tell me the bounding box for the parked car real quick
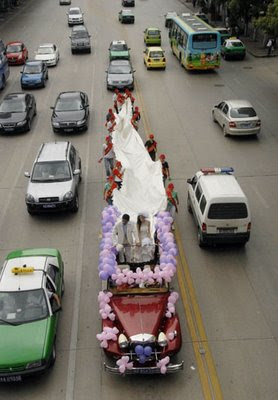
[109,40,130,60]
[118,9,134,24]
[25,141,82,214]
[164,11,177,28]
[34,43,59,66]
[143,47,166,70]
[51,91,89,133]
[6,41,28,65]
[212,100,261,136]
[221,37,246,60]
[144,28,161,46]
[0,92,36,134]
[122,0,134,6]
[0,248,64,381]
[67,7,84,26]
[21,60,48,89]
[70,25,91,54]
[106,59,135,91]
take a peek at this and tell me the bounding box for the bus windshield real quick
[192,33,217,50]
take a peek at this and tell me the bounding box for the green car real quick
[109,40,130,60]
[144,27,161,46]
[0,248,64,382]
[221,37,246,60]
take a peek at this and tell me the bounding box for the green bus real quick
[169,14,221,70]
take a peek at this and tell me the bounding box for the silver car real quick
[25,141,81,214]
[212,100,261,136]
[67,7,84,26]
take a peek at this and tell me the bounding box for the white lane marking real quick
[251,184,269,209]
[65,64,95,400]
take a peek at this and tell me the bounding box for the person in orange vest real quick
[112,160,124,189]
[131,112,140,130]
[145,134,157,161]
[98,136,115,177]
[103,176,117,205]
[124,89,135,112]
[159,154,171,187]
[105,111,116,133]
[133,106,141,120]
[166,183,179,221]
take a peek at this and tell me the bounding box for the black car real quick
[122,0,135,6]
[70,25,91,54]
[0,92,36,134]
[51,91,89,133]
[118,9,135,24]
[106,59,135,91]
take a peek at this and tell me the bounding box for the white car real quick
[212,100,261,136]
[34,43,59,66]
[67,7,84,26]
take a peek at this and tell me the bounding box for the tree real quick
[256,0,278,38]
[228,0,262,35]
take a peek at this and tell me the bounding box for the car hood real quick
[27,180,73,200]
[69,13,82,18]
[0,318,49,366]
[0,112,26,122]
[35,54,55,61]
[7,52,21,58]
[52,110,85,122]
[107,73,133,82]
[110,293,168,337]
[22,73,43,80]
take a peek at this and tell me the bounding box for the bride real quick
[136,214,154,262]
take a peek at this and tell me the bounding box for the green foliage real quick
[256,0,278,37]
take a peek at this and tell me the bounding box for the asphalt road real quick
[0,0,278,399]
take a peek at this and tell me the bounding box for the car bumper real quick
[0,363,49,382]
[104,361,184,375]
[72,46,91,52]
[26,199,75,212]
[107,82,134,91]
[227,127,260,135]
[68,20,83,25]
[43,59,57,66]
[7,58,25,65]
[203,232,250,244]
[21,81,44,88]
[52,123,87,132]
[146,61,166,69]
[0,124,27,134]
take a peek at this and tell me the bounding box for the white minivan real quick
[187,167,251,247]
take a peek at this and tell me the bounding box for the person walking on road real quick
[166,183,179,227]
[145,134,157,161]
[159,154,171,187]
[112,160,124,189]
[103,176,117,205]
[99,136,115,177]
[266,38,274,56]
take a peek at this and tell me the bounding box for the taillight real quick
[256,120,261,126]
[229,121,236,128]
[202,223,207,232]
[162,58,166,62]
[247,222,251,232]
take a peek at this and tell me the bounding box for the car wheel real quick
[212,111,217,122]
[49,341,56,367]
[26,119,31,131]
[0,76,6,90]
[197,228,205,248]
[187,195,193,214]
[223,125,228,137]
[34,105,37,116]
[71,193,79,213]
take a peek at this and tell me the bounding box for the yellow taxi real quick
[143,47,166,70]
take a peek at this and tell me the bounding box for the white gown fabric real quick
[112,99,167,220]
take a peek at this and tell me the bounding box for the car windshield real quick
[230,41,244,48]
[24,64,42,74]
[0,98,26,113]
[55,96,82,111]
[37,47,54,54]
[148,30,160,36]
[6,44,22,53]
[72,31,88,38]
[230,107,257,118]
[0,289,48,324]
[149,51,164,57]
[108,278,169,295]
[70,9,80,14]
[192,33,217,49]
[122,10,132,15]
[31,161,71,182]
[109,64,131,74]
[111,44,128,51]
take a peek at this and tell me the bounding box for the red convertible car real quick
[6,41,28,65]
[98,278,183,374]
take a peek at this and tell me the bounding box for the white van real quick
[187,167,251,247]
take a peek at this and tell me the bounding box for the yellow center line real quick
[134,78,223,400]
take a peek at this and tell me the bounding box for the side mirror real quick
[105,70,108,73]
[73,169,81,175]
[24,172,30,178]
[53,305,62,314]
[20,71,23,74]
[187,178,192,184]
[50,106,54,109]
[133,69,136,73]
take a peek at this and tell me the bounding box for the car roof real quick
[198,173,246,199]
[110,59,130,65]
[4,92,26,100]
[37,141,70,162]
[224,100,253,108]
[147,46,164,52]
[111,40,126,45]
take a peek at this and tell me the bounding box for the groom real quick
[112,214,139,263]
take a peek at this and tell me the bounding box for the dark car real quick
[118,9,135,24]
[70,25,91,54]
[51,91,89,133]
[106,59,135,91]
[0,92,36,134]
[122,0,134,6]
[21,60,48,89]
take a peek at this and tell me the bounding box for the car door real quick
[69,145,80,189]
[214,101,224,123]
[221,103,229,128]
[25,94,31,121]
[83,92,89,119]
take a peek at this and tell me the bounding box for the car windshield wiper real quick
[0,317,20,326]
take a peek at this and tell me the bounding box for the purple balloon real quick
[144,346,152,357]
[99,271,108,280]
[135,345,144,356]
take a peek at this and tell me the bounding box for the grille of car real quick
[39,197,59,203]
[60,122,76,127]
[2,123,16,128]
[0,365,26,372]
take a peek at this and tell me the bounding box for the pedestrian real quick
[103,176,117,205]
[145,134,157,161]
[131,112,140,130]
[105,108,114,123]
[266,38,274,57]
[98,136,115,177]
[159,154,171,187]
[112,160,124,189]
[133,106,141,121]
[117,93,125,112]
[112,89,119,113]
[166,183,179,228]
[112,214,139,263]
[124,89,135,112]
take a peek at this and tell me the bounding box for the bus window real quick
[192,33,217,49]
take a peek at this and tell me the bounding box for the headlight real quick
[25,193,35,203]
[26,360,42,369]
[77,119,86,126]
[63,191,73,200]
[52,122,60,127]
[17,120,26,127]
[118,333,129,349]
[158,332,168,347]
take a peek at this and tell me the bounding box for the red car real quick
[6,41,28,65]
[99,280,183,374]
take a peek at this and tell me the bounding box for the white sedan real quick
[34,43,59,66]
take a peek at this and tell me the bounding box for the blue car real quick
[21,60,48,89]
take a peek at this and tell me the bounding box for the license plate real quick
[0,375,22,382]
[4,128,13,131]
[136,368,156,374]
[240,123,251,128]
[218,228,235,233]
[64,128,73,132]
[43,204,56,209]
